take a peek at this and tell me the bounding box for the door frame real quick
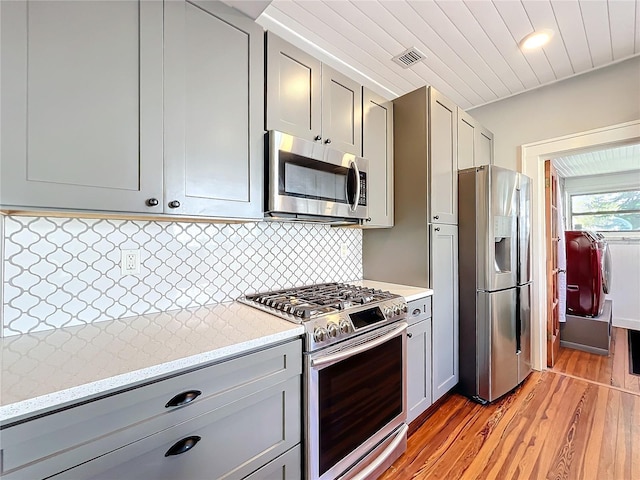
[520,120,640,371]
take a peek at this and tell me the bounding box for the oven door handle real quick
[310,323,407,368]
[345,423,409,480]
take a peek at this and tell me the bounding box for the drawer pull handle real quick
[165,436,201,457]
[165,390,202,408]
[412,308,421,315]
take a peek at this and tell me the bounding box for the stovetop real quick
[241,283,398,320]
[239,283,408,351]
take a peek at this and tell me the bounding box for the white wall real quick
[608,242,640,330]
[469,57,640,171]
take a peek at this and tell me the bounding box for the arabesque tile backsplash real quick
[0,215,362,337]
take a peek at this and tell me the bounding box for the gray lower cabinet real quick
[244,444,301,480]
[406,297,433,423]
[51,376,300,480]
[0,339,302,480]
[431,224,459,402]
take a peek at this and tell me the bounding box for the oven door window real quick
[279,151,356,205]
[317,335,403,476]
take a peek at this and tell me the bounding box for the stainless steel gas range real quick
[239,283,409,480]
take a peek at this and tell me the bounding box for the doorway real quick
[521,120,640,371]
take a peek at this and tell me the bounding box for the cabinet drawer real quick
[50,376,301,480]
[244,444,301,480]
[1,339,301,478]
[407,297,432,325]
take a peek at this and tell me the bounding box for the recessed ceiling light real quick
[519,30,553,50]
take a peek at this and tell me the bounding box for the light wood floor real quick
[553,327,640,394]
[381,329,640,480]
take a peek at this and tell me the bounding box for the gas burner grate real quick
[242,283,396,320]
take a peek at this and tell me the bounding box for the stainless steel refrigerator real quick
[458,165,532,404]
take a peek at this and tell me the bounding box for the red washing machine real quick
[565,231,611,317]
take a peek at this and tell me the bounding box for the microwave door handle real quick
[348,160,360,211]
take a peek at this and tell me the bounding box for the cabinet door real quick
[407,319,432,423]
[51,376,301,480]
[457,108,475,171]
[164,0,264,219]
[321,64,362,155]
[266,32,321,141]
[428,87,458,225]
[362,88,394,228]
[0,0,163,213]
[476,125,494,166]
[431,224,459,402]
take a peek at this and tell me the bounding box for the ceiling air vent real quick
[392,47,426,68]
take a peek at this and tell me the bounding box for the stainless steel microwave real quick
[265,131,368,224]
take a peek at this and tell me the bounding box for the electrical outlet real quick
[121,249,140,275]
[340,243,349,259]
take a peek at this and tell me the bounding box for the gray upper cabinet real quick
[164,0,264,219]
[457,108,494,170]
[457,110,476,171]
[266,32,321,142]
[0,0,164,213]
[1,0,264,220]
[266,32,362,155]
[321,64,362,155]
[429,88,458,225]
[476,124,494,167]
[362,88,394,228]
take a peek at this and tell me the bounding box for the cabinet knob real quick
[324,138,332,145]
[314,135,322,142]
[434,215,440,220]
[165,390,202,408]
[435,227,441,231]
[146,198,159,207]
[407,333,413,338]
[164,436,201,457]
[168,200,181,209]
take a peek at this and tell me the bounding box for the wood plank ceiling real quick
[553,142,640,178]
[255,0,640,110]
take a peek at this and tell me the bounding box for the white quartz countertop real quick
[357,279,433,302]
[0,302,303,424]
[0,280,430,425]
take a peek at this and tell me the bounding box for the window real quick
[570,190,640,231]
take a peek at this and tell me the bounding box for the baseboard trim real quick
[613,317,640,331]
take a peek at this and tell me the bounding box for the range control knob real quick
[384,307,392,317]
[339,320,352,334]
[393,305,401,316]
[327,323,339,338]
[314,327,328,343]
[402,304,408,313]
